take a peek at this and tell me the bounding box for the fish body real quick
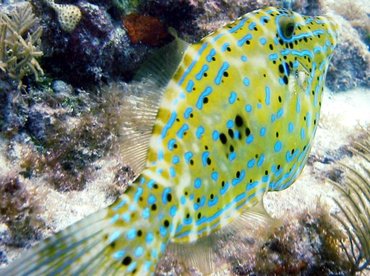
[3,6,338,275]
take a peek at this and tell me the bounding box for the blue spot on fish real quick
[243,77,250,86]
[215,62,230,85]
[194,178,202,189]
[245,104,252,112]
[161,112,177,138]
[274,141,282,152]
[229,91,237,104]
[196,86,213,110]
[195,64,209,80]
[186,80,194,92]
[196,126,205,139]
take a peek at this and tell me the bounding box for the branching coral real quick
[0,3,43,89]
[329,130,370,273]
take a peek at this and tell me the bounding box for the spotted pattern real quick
[17,6,338,276]
[114,6,338,273]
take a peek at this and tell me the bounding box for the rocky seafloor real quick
[0,0,369,275]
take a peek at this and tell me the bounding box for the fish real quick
[2,6,338,275]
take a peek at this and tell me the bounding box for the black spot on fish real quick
[151,204,157,211]
[204,72,208,77]
[276,132,279,138]
[283,75,288,85]
[122,256,132,266]
[220,133,227,144]
[223,71,229,77]
[207,157,211,165]
[228,129,234,139]
[236,171,240,178]
[235,115,243,127]
[203,97,208,104]
[167,193,172,202]
[137,230,142,237]
[227,47,231,52]
[230,145,234,152]
[197,213,202,219]
[278,95,282,103]
[279,64,284,74]
[245,127,251,136]
[164,220,170,227]
[210,194,214,199]
[246,40,251,45]
[153,183,158,189]
[265,170,268,175]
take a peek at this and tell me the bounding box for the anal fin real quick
[167,199,282,274]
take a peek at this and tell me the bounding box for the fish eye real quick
[278,16,296,40]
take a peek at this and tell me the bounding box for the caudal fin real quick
[1,183,169,275]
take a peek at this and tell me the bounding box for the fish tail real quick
[2,177,171,275]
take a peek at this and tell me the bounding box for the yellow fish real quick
[2,6,338,275]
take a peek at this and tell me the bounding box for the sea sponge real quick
[123,13,170,46]
[43,0,82,32]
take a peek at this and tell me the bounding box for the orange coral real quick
[123,14,170,46]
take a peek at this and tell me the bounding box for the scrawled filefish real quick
[2,6,338,275]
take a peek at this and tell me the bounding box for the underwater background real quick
[0,0,368,274]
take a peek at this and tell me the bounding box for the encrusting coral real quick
[42,0,82,33]
[0,2,43,89]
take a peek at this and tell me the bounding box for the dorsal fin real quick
[134,29,189,87]
[116,80,162,176]
[117,33,189,175]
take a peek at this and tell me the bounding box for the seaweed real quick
[19,86,130,191]
[0,2,43,89]
[0,173,43,245]
[328,130,370,273]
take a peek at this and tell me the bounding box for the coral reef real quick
[325,15,370,91]
[232,211,352,275]
[19,85,130,191]
[112,0,140,15]
[42,0,82,32]
[31,0,150,86]
[0,2,43,89]
[0,0,369,272]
